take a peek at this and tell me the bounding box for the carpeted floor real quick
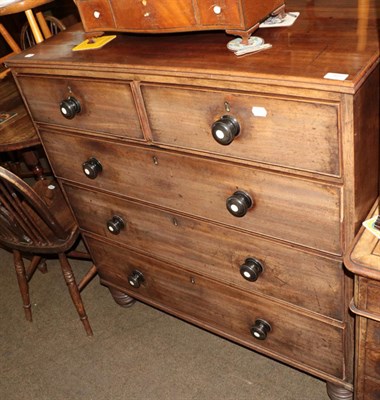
[0,247,329,400]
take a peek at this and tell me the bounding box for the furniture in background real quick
[8,0,379,398]
[0,166,96,336]
[345,200,380,400]
[0,0,55,46]
[0,75,45,180]
[0,0,64,177]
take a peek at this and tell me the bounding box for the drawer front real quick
[364,320,380,381]
[197,0,242,26]
[64,184,345,320]
[41,129,342,254]
[358,278,380,316]
[17,75,143,139]
[85,236,345,378]
[112,0,196,30]
[75,0,116,31]
[141,84,340,176]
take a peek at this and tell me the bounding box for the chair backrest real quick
[0,22,21,79]
[0,166,75,253]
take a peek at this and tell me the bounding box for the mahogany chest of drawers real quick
[8,0,379,398]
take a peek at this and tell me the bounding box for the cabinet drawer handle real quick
[226,190,253,217]
[107,215,125,235]
[240,258,264,282]
[128,270,144,288]
[60,96,81,119]
[82,157,102,179]
[211,115,240,145]
[250,319,271,340]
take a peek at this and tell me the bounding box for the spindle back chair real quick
[0,166,96,335]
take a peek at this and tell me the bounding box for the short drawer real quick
[141,84,340,176]
[111,0,196,31]
[17,75,143,140]
[85,236,345,379]
[41,129,342,254]
[357,278,380,316]
[74,0,116,32]
[64,184,345,320]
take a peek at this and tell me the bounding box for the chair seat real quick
[0,0,53,15]
[27,179,79,253]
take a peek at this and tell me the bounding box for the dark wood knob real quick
[107,215,125,235]
[211,115,240,145]
[226,190,253,217]
[60,96,81,119]
[240,258,264,282]
[128,270,144,288]
[250,319,271,340]
[82,157,102,179]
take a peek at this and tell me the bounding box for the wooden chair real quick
[0,166,97,336]
[0,0,54,78]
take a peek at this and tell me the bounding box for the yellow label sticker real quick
[72,35,117,51]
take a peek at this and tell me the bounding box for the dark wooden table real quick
[0,75,44,179]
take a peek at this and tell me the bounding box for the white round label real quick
[216,129,224,139]
[231,204,239,213]
[213,5,222,14]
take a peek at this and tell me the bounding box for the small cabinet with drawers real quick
[73,0,284,41]
[345,200,380,400]
[8,1,379,398]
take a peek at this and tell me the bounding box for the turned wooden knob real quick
[211,115,240,145]
[106,215,125,235]
[226,190,253,217]
[60,96,81,119]
[82,157,102,179]
[240,258,264,282]
[128,270,144,288]
[250,319,271,340]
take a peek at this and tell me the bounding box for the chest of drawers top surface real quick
[8,0,379,92]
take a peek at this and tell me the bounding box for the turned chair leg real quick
[58,253,93,336]
[13,250,32,322]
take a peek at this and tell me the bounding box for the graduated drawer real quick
[64,184,345,320]
[41,129,342,254]
[86,236,345,379]
[141,84,340,176]
[17,75,143,139]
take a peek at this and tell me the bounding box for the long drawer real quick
[64,183,345,320]
[85,235,345,379]
[17,75,144,140]
[41,128,342,254]
[141,84,340,176]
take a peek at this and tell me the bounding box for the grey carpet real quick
[0,247,329,400]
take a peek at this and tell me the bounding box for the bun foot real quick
[109,288,136,308]
[326,382,353,400]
